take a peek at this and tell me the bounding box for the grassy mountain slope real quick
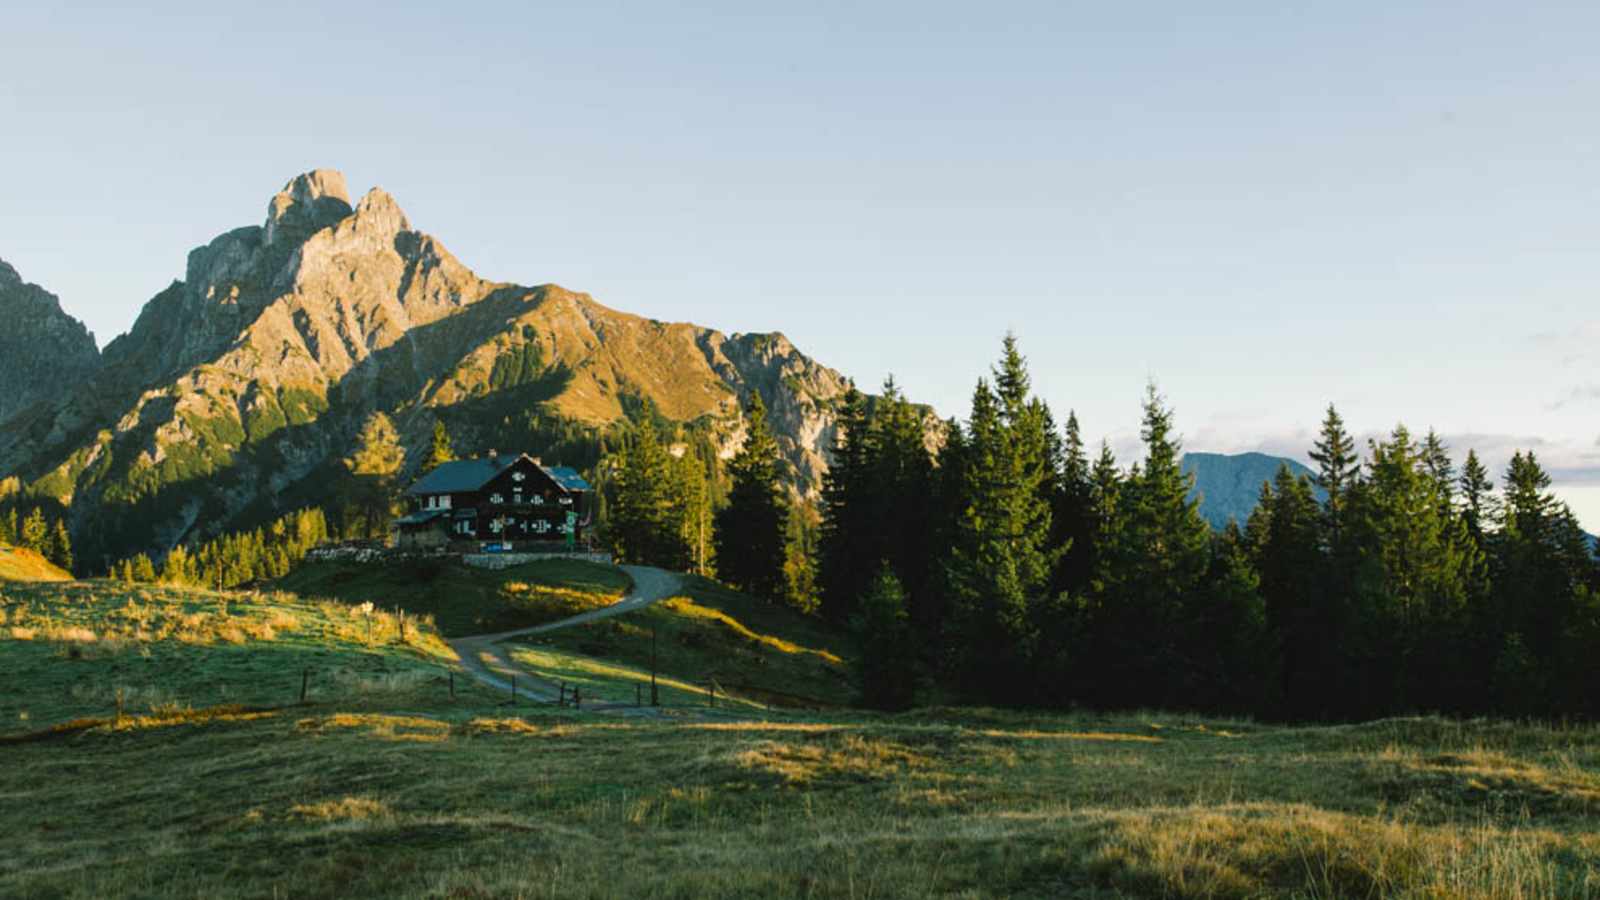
[1182,451,1324,529]
[0,544,71,582]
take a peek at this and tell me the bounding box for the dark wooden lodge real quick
[394,452,593,550]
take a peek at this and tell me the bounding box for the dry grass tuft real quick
[289,795,390,822]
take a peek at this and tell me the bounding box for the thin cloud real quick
[1547,385,1600,411]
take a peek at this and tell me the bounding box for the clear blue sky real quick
[3,1,1598,527]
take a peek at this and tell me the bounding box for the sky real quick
[2,1,1598,528]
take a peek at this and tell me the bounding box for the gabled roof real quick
[394,509,448,526]
[407,456,519,495]
[545,466,592,492]
[406,454,593,496]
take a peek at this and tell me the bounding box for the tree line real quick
[817,337,1599,719]
[0,505,74,571]
[111,508,331,588]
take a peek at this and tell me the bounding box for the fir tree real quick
[608,420,679,567]
[0,508,16,545]
[1459,449,1494,546]
[1309,405,1359,549]
[941,337,1057,698]
[1249,466,1330,718]
[818,385,875,624]
[1052,410,1096,595]
[1089,384,1213,709]
[853,565,918,710]
[713,392,789,601]
[131,553,157,583]
[48,519,73,572]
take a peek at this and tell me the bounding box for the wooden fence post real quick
[510,674,517,704]
[574,686,582,710]
[449,670,455,700]
[300,668,309,704]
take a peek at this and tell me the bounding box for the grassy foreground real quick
[274,558,630,637]
[4,579,1600,898]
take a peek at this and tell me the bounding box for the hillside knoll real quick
[0,544,71,582]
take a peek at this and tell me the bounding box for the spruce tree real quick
[870,378,935,611]
[608,421,679,566]
[1309,405,1359,549]
[1359,426,1475,712]
[1053,410,1096,595]
[818,385,875,624]
[941,337,1057,698]
[713,392,789,601]
[1091,384,1213,708]
[0,508,15,545]
[131,553,157,582]
[1459,449,1494,546]
[1250,466,1329,718]
[48,519,73,573]
[854,565,918,709]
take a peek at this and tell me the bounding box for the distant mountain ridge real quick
[1181,451,1323,529]
[0,169,875,567]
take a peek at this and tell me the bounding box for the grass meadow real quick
[2,574,1599,898]
[273,558,631,637]
[508,575,855,710]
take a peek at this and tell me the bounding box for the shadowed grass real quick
[4,579,1600,898]
[273,557,631,636]
[512,575,855,708]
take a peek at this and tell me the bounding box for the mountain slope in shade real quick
[0,259,101,427]
[0,170,865,568]
[1181,451,1325,529]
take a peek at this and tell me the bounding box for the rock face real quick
[0,259,101,427]
[0,169,874,565]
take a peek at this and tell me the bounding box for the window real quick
[439,495,451,510]
[490,492,504,505]
[427,495,436,509]
[533,495,544,506]
[512,472,526,482]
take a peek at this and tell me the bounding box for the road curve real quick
[446,564,681,703]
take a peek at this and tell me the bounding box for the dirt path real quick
[446,565,681,705]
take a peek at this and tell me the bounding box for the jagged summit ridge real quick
[264,169,353,245]
[0,169,867,564]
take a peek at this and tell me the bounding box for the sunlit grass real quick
[518,575,856,709]
[4,578,1599,898]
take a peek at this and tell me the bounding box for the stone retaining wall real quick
[462,551,613,570]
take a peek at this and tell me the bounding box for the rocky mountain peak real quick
[265,169,353,246]
[0,257,101,427]
[351,187,412,235]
